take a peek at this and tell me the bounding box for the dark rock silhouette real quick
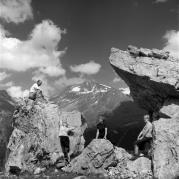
[110,45,179,179]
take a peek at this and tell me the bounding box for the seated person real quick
[134,114,153,157]
[96,115,108,139]
[29,80,42,101]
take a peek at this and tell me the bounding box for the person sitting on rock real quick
[59,120,75,165]
[134,114,153,157]
[96,115,108,139]
[29,80,43,101]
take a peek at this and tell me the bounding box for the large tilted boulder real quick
[62,139,116,175]
[63,139,152,178]
[109,45,179,179]
[108,147,152,178]
[5,96,87,174]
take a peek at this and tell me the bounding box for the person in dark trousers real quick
[134,114,153,157]
[96,115,108,139]
[59,120,74,165]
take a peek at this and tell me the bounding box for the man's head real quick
[98,115,105,123]
[37,80,42,86]
[144,114,150,123]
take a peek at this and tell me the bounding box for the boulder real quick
[63,139,152,178]
[5,97,87,174]
[152,101,179,179]
[109,45,179,178]
[108,147,152,178]
[62,139,116,175]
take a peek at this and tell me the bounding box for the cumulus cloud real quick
[70,61,101,75]
[0,0,33,24]
[163,30,179,58]
[7,86,29,99]
[0,71,10,81]
[0,20,66,76]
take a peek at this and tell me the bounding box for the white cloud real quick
[7,86,29,99]
[0,0,33,24]
[0,71,10,81]
[163,30,179,58]
[70,61,101,75]
[0,20,66,76]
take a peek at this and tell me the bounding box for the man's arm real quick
[96,129,99,139]
[104,127,107,139]
[137,125,147,140]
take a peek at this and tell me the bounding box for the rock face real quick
[5,97,87,174]
[63,139,152,178]
[0,90,15,171]
[110,45,179,179]
[63,139,116,175]
[108,147,152,178]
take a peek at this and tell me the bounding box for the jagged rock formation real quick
[5,95,87,175]
[0,90,15,171]
[63,139,152,178]
[110,45,179,179]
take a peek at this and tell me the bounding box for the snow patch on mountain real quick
[72,86,81,92]
[119,87,130,96]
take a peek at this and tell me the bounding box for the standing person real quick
[29,80,42,101]
[134,114,153,157]
[96,115,108,139]
[59,120,74,165]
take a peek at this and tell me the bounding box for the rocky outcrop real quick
[5,96,87,175]
[62,139,116,175]
[152,101,179,179]
[63,139,152,178]
[110,45,179,178]
[0,90,15,171]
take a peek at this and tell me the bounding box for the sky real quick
[0,0,178,98]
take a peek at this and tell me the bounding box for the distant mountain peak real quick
[69,80,112,95]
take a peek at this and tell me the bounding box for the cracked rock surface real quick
[110,45,179,179]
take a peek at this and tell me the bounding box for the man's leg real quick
[64,136,70,164]
[60,136,66,161]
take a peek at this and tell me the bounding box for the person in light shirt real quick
[59,120,75,165]
[29,80,42,101]
[134,114,153,157]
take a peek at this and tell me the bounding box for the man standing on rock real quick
[96,115,108,139]
[29,80,43,101]
[59,120,74,165]
[134,114,153,157]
